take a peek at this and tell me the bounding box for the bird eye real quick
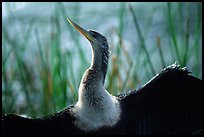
[92,33,96,38]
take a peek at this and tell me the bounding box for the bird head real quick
[67,18,108,54]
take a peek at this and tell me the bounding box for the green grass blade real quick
[183,3,190,66]
[156,36,166,68]
[167,2,182,64]
[129,4,156,75]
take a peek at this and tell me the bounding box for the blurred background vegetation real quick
[2,2,202,117]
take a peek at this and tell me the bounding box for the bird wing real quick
[2,106,81,135]
[119,64,202,135]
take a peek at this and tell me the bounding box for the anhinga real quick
[2,18,202,135]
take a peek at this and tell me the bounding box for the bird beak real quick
[67,18,94,42]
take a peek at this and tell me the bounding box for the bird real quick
[2,18,202,135]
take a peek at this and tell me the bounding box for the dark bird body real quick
[2,18,202,135]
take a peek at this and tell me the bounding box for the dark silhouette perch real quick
[2,18,202,135]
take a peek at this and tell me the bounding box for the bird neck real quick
[90,47,109,84]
